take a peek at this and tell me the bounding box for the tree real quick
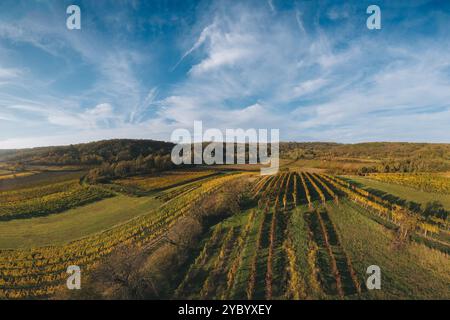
[135,154,144,172]
[392,208,419,248]
[144,155,155,170]
[114,161,128,177]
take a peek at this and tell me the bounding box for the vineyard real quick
[0,180,114,220]
[0,167,449,300]
[173,171,450,299]
[0,172,247,299]
[114,170,217,193]
[175,172,357,299]
[367,173,450,194]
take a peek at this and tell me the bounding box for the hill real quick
[2,140,450,174]
[281,142,450,159]
[281,142,450,173]
[0,139,174,165]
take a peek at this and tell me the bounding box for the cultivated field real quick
[0,170,247,298]
[174,172,449,299]
[114,170,217,193]
[347,175,450,211]
[0,160,448,299]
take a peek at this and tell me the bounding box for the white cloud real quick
[5,101,119,130]
[86,103,113,117]
[158,3,361,137]
[129,87,158,123]
[292,78,329,97]
[172,23,216,70]
[0,7,148,129]
[190,47,252,75]
[0,67,21,79]
[2,1,450,148]
[47,103,119,129]
[290,48,450,141]
[158,2,450,143]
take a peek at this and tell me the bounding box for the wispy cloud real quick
[267,0,275,13]
[0,67,22,79]
[157,0,450,143]
[129,87,158,123]
[1,0,450,148]
[0,2,152,146]
[172,22,215,71]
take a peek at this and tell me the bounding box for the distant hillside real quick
[3,140,450,173]
[1,139,174,166]
[281,142,450,173]
[281,142,450,159]
[0,150,16,160]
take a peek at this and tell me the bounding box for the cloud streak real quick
[1,0,450,148]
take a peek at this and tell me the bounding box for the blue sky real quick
[1,0,450,148]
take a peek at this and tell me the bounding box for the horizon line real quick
[1,138,449,151]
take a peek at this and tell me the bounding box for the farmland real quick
[0,170,86,192]
[0,169,247,298]
[0,143,449,299]
[3,0,450,305]
[114,170,217,193]
[0,195,162,249]
[347,175,450,211]
[171,172,449,300]
[366,173,450,194]
[0,180,114,220]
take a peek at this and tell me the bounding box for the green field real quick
[346,176,450,210]
[0,195,161,249]
[328,200,450,299]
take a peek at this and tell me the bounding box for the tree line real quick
[85,154,174,183]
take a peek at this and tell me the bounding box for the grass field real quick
[328,200,450,299]
[115,170,217,192]
[0,172,36,180]
[0,170,85,191]
[0,195,162,249]
[346,176,450,210]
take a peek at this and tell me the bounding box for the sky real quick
[1,0,450,149]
